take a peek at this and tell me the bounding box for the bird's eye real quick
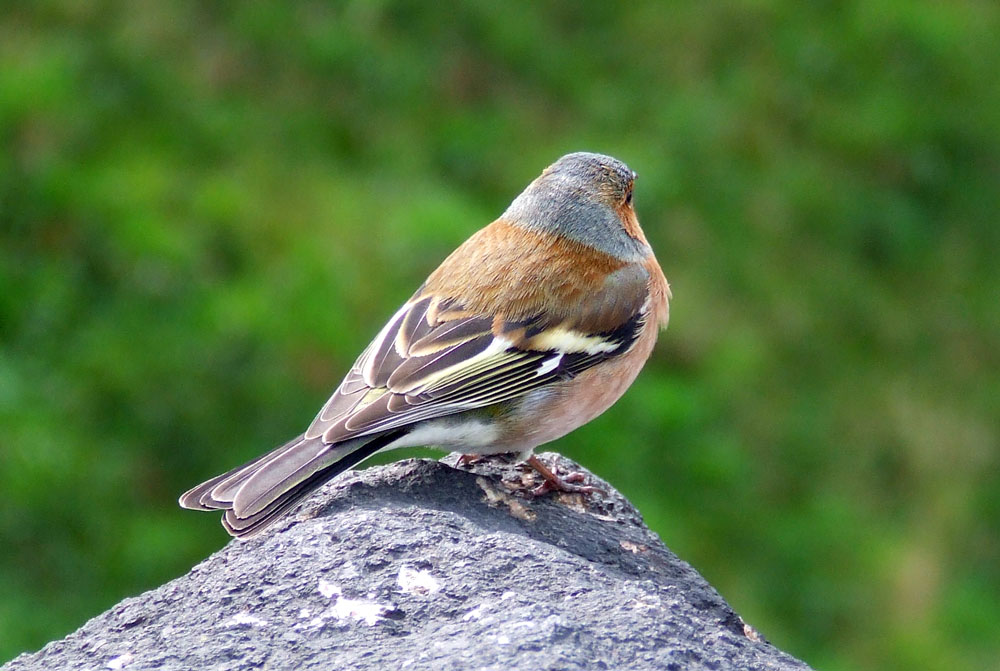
[624,189,633,206]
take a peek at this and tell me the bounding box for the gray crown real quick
[503,152,648,262]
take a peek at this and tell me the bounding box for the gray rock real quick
[3,453,812,671]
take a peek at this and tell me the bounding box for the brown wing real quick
[303,259,652,446]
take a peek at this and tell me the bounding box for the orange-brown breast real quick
[644,254,671,328]
[495,310,664,452]
[515,253,669,451]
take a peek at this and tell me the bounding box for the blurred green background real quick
[2,1,998,669]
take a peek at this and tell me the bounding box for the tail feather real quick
[232,435,384,518]
[179,430,404,539]
[179,434,305,511]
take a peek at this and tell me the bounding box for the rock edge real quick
[3,453,812,671]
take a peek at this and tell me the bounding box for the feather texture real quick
[178,152,670,540]
[303,241,652,446]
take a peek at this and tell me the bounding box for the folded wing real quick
[305,264,652,446]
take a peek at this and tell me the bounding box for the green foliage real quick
[2,2,998,669]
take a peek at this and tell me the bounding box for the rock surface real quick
[4,453,812,671]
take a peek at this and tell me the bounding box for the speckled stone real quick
[3,453,812,671]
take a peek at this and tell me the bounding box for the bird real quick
[179,151,671,539]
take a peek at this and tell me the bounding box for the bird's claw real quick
[525,455,605,497]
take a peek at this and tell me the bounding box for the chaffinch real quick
[180,152,671,538]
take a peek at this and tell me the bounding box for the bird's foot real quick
[525,455,604,497]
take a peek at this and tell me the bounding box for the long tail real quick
[179,430,405,539]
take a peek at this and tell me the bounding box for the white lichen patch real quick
[223,612,267,627]
[314,578,391,626]
[330,596,391,626]
[462,603,488,621]
[305,616,326,629]
[396,566,440,595]
[627,597,662,612]
[317,579,340,599]
[106,653,133,669]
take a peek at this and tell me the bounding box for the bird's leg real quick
[526,455,604,497]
